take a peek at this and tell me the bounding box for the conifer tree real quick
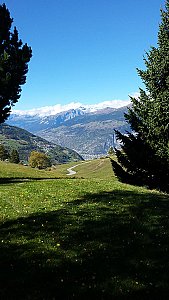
[0,144,9,160]
[9,149,20,164]
[112,0,169,192]
[108,146,115,156]
[0,3,32,123]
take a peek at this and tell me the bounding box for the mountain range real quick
[7,105,131,159]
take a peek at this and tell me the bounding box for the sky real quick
[1,0,165,112]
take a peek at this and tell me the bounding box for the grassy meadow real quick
[0,158,169,299]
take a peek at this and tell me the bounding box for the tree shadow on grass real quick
[0,177,80,185]
[0,189,169,299]
[0,177,64,184]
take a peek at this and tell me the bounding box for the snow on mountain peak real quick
[11,99,131,117]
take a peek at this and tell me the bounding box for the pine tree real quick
[112,0,169,192]
[108,146,115,156]
[0,4,32,123]
[0,144,9,160]
[9,149,20,164]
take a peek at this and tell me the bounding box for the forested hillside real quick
[0,124,83,164]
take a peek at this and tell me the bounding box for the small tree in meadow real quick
[29,151,51,169]
[108,146,115,156]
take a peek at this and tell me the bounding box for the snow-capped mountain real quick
[8,108,88,132]
[12,99,131,117]
[7,102,131,159]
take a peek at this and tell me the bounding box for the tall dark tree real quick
[0,3,32,123]
[9,149,20,164]
[0,144,9,160]
[112,0,169,192]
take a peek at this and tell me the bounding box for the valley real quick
[8,105,131,159]
[0,123,83,164]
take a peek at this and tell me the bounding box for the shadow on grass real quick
[0,177,81,185]
[0,189,169,299]
[0,177,63,184]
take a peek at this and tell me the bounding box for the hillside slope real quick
[36,107,130,159]
[8,106,130,158]
[0,124,83,164]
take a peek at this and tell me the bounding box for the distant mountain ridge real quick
[7,105,131,159]
[11,99,131,117]
[8,108,87,133]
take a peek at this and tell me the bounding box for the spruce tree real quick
[0,144,9,160]
[108,146,115,156]
[112,0,169,192]
[9,149,20,164]
[0,4,32,123]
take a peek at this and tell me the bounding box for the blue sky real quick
[2,0,165,110]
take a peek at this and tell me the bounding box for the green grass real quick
[0,161,67,179]
[0,159,169,299]
[70,157,116,179]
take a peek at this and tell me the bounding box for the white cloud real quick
[129,92,140,99]
[85,99,131,112]
[12,102,83,117]
[12,98,132,117]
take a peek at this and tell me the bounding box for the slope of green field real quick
[69,157,116,179]
[0,160,65,180]
[0,159,169,299]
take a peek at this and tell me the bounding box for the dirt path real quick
[66,161,90,176]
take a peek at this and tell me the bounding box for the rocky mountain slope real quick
[0,124,83,163]
[8,108,87,133]
[7,105,130,159]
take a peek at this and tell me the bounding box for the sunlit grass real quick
[71,157,116,179]
[0,159,169,298]
[0,160,62,178]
